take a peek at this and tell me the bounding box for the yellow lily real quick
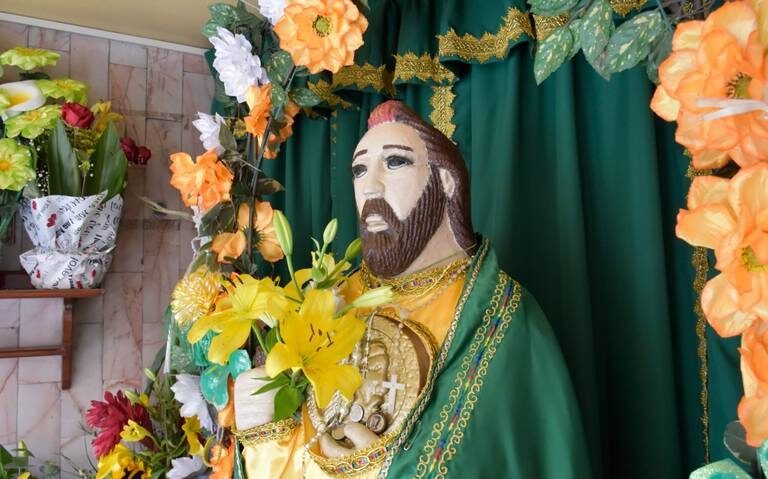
[188,274,289,365]
[266,289,365,408]
[95,444,151,479]
[182,416,204,456]
[120,419,151,442]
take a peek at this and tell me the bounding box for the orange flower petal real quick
[672,20,704,50]
[737,390,768,447]
[691,150,730,170]
[687,175,730,209]
[728,164,768,219]
[211,232,246,263]
[676,204,736,249]
[702,0,758,48]
[650,85,680,122]
[701,273,757,337]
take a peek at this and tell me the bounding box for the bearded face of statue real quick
[352,101,475,278]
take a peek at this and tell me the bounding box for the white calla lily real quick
[0,80,45,119]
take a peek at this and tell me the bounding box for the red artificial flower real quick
[135,146,151,165]
[61,102,95,129]
[120,137,138,162]
[85,391,154,458]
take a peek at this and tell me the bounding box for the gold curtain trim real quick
[430,85,457,140]
[232,418,297,447]
[691,246,710,463]
[332,62,396,96]
[609,0,647,16]
[437,7,534,63]
[307,80,354,109]
[393,52,457,84]
[532,13,569,40]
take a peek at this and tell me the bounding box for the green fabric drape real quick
[210,0,744,476]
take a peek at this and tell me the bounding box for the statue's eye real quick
[385,155,413,170]
[351,164,367,178]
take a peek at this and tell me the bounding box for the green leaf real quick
[219,123,238,152]
[534,27,573,84]
[289,87,322,108]
[273,384,303,421]
[269,82,289,118]
[646,27,672,83]
[264,327,279,352]
[209,3,239,26]
[580,0,614,66]
[201,20,221,38]
[199,201,235,237]
[46,120,81,196]
[254,374,290,395]
[272,210,293,255]
[529,0,578,16]
[256,177,284,195]
[266,51,294,85]
[603,11,663,74]
[0,445,12,466]
[82,122,127,199]
[568,18,582,60]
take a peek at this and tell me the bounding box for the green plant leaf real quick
[82,122,127,199]
[580,0,614,66]
[534,26,573,84]
[646,27,672,83]
[209,3,238,26]
[265,327,279,352]
[254,374,290,395]
[273,384,303,421]
[219,122,238,151]
[603,11,663,74]
[269,82,288,118]
[256,177,284,195]
[46,120,81,196]
[199,201,235,237]
[266,50,294,85]
[568,18,582,59]
[289,87,322,108]
[201,20,221,38]
[529,0,578,16]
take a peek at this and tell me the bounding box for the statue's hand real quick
[234,366,277,430]
[320,423,380,458]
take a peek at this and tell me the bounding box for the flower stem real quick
[251,323,268,354]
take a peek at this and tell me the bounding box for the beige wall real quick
[0,19,213,475]
[1,0,215,48]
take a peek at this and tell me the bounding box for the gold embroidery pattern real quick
[532,13,569,40]
[332,63,396,96]
[609,0,647,15]
[393,52,457,85]
[414,274,522,478]
[233,418,296,447]
[437,7,533,63]
[308,432,396,477]
[429,85,457,141]
[307,80,354,109]
[692,246,710,463]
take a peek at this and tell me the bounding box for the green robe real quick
[380,238,591,478]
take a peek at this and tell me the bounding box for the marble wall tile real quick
[0,20,28,82]
[28,27,70,52]
[74,295,104,324]
[0,359,18,445]
[0,299,20,329]
[109,63,147,144]
[37,51,71,82]
[102,273,143,391]
[142,219,180,326]
[145,119,182,213]
[60,322,102,470]
[109,40,147,68]
[179,220,197,273]
[183,53,210,74]
[19,356,62,384]
[70,34,110,102]
[142,321,166,369]
[111,168,145,272]
[181,72,214,154]
[19,299,63,346]
[17,383,61,473]
[147,48,183,119]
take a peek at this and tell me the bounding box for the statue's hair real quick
[367,100,475,251]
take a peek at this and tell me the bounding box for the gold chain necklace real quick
[360,257,470,300]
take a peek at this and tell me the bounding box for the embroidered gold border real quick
[429,85,457,141]
[308,80,354,109]
[332,63,396,96]
[232,417,296,447]
[437,7,534,63]
[393,52,457,85]
[415,274,522,478]
[532,13,569,40]
[378,240,490,478]
[308,431,397,477]
[609,0,647,16]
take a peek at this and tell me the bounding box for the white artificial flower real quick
[170,374,214,432]
[258,0,286,25]
[0,80,45,119]
[167,455,203,479]
[210,27,267,102]
[192,112,226,154]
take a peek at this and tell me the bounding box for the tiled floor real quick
[0,20,213,475]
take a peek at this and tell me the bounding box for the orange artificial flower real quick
[651,1,768,168]
[209,441,234,479]
[169,150,233,210]
[738,321,768,446]
[676,164,768,337]
[244,84,271,139]
[264,102,300,159]
[211,201,284,263]
[274,0,368,74]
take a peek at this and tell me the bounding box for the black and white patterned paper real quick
[19,193,123,289]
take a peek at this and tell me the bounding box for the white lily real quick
[210,27,268,102]
[167,455,204,479]
[0,80,45,119]
[192,112,226,154]
[170,374,214,432]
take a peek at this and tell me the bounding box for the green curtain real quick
[212,0,745,476]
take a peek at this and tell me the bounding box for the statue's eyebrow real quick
[353,149,368,159]
[383,144,413,152]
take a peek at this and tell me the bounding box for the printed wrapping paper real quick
[19,192,123,289]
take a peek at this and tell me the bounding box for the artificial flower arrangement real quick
[84,0,376,477]
[0,45,150,288]
[650,1,768,476]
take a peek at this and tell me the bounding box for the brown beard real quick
[359,168,447,278]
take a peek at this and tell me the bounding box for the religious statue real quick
[233,101,591,478]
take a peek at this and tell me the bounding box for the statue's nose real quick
[362,174,385,199]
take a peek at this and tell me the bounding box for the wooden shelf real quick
[0,276,104,390]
